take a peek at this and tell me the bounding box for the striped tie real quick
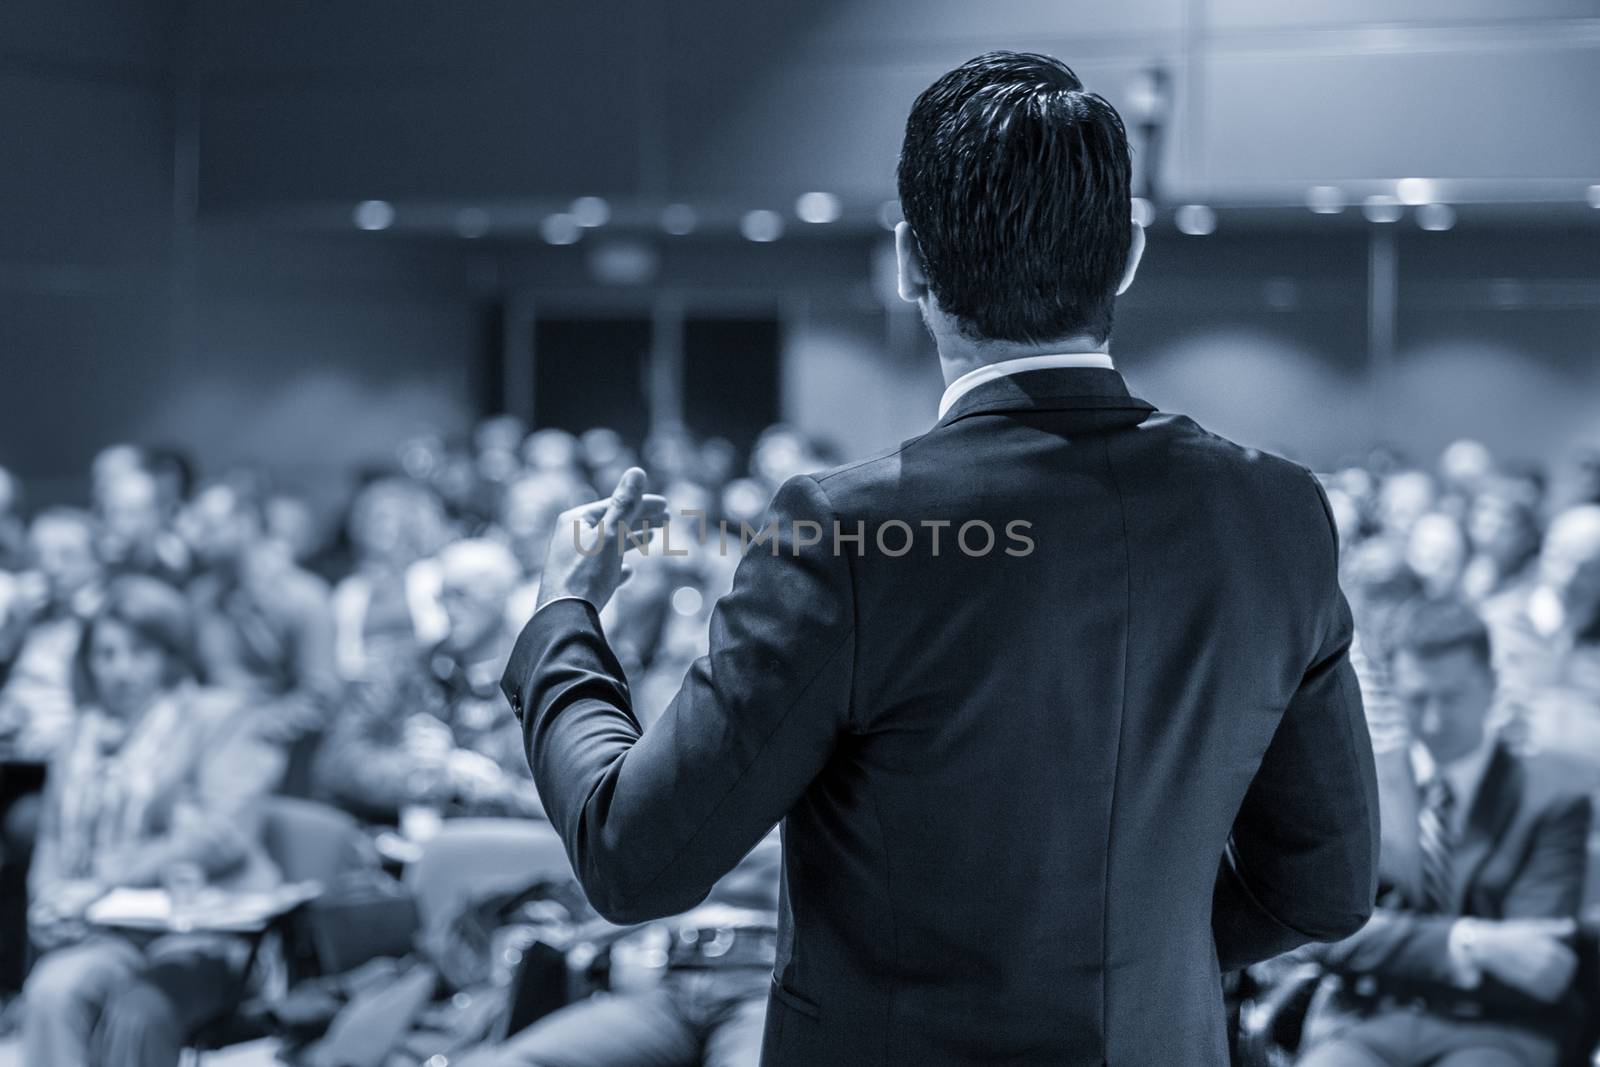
[1418,776,1456,913]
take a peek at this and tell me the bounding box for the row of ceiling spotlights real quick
[353,192,853,241]
[353,181,1600,241]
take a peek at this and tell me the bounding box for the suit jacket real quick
[1304,740,1592,1031]
[502,367,1380,1066]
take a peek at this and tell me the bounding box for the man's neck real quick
[935,334,1109,388]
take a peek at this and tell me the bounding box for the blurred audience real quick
[2,421,1598,1063]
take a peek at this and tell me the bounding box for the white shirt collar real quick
[1410,734,1497,831]
[937,352,1115,420]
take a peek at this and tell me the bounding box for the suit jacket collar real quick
[934,367,1156,430]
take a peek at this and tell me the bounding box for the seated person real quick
[0,509,104,995]
[457,831,780,1067]
[94,461,191,587]
[182,479,340,747]
[330,477,451,681]
[21,576,285,1067]
[1296,598,1593,1067]
[1481,503,1600,768]
[0,508,104,760]
[314,539,541,821]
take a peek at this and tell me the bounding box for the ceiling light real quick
[540,214,582,245]
[741,210,784,242]
[1415,203,1455,232]
[1305,185,1345,215]
[570,197,610,228]
[795,192,842,224]
[1174,204,1216,236]
[661,203,697,235]
[1362,195,1403,223]
[353,200,395,231]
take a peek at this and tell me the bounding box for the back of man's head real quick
[897,51,1132,345]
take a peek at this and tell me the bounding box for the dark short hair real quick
[897,51,1133,345]
[1390,598,1492,668]
[73,575,199,706]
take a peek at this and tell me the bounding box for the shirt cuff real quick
[1446,918,1484,989]
[534,594,594,616]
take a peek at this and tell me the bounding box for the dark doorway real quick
[532,316,652,443]
[683,315,782,455]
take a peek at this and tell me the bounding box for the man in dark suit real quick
[1297,599,1592,1066]
[503,51,1379,1065]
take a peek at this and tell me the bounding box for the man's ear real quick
[894,221,930,304]
[1116,220,1145,297]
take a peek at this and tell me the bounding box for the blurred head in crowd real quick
[264,491,321,565]
[73,575,196,719]
[1405,511,1468,598]
[1390,599,1496,765]
[698,437,738,488]
[499,469,588,574]
[526,428,582,473]
[896,51,1141,359]
[644,427,698,484]
[1438,438,1493,495]
[576,428,623,474]
[436,539,521,656]
[1466,475,1541,574]
[182,480,264,570]
[750,425,819,488]
[576,427,636,492]
[1376,469,1435,540]
[475,415,526,485]
[143,446,196,513]
[348,477,448,573]
[90,443,145,495]
[95,464,165,566]
[29,508,100,605]
[1554,446,1600,511]
[721,478,770,529]
[1527,504,1600,639]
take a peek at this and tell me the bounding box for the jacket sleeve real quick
[502,474,855,924]
[1214,477,1380,972]
[1310,793,1591,1008]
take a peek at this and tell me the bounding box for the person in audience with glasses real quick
[20,575,284,1067]
[1296,598,1592,1067]
[314,538,542,821]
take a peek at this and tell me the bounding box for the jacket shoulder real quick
[1144,412,1320,488]
[810,435,925,487]
[1514,750,1598,822]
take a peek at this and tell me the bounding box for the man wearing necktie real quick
[1298,599,1593,1066]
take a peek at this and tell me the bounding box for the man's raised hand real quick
[534,467,670,615]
